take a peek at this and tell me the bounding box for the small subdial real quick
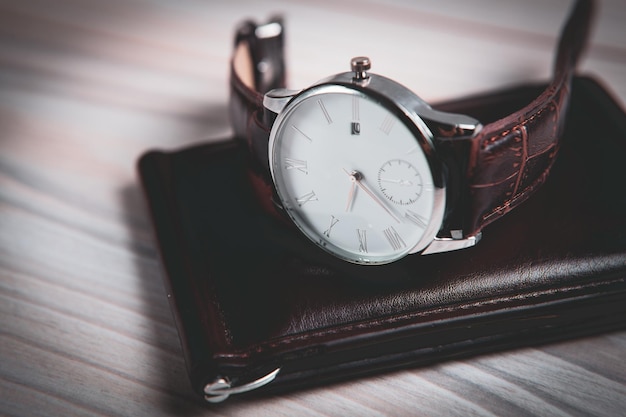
[377,159,423,205]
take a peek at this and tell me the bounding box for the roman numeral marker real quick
[296,191,318,207]
[284,157,308,174]
[380,114,395,135]
[318,100,333,124]
[352,96,360,120]
[405,210,428,228]
[357,229,368,253]
[291,125,313,142]
[383,226,406,251]
[351,96,361,134]
[323,215,340,238]
[406,144,419,155]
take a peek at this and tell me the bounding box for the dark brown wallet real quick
[138,76,626,403]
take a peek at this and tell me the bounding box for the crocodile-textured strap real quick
[229,16,289,217]
[229,0,594,237]
[464,0,593,235]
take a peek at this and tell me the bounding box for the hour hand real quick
[345,177,357,212]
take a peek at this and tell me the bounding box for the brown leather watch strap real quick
[229,0,594,238]
[230,17,285,171]
[229,17,288,217]
[463,0,594,235]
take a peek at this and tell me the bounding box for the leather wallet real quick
[138,76,626,403]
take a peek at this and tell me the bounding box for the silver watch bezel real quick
[267,72,447,264]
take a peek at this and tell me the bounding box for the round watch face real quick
[269,85,441,265]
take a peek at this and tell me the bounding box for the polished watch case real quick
[264,59,483,257]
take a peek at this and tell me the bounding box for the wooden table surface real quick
[1,0,625,415]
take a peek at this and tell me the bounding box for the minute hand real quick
[354,178,401,223]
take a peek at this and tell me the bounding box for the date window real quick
[351,122,361,135]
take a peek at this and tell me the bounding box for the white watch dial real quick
[269,86,438,264]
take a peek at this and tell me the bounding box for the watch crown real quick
[351,56,371,81]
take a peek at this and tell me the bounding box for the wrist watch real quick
[229,0,592,265]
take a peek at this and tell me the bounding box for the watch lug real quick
[421,232,482,255]
[418,107,482,139]
[263,88,301,114]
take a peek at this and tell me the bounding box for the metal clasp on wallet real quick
[203,368,280,403]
